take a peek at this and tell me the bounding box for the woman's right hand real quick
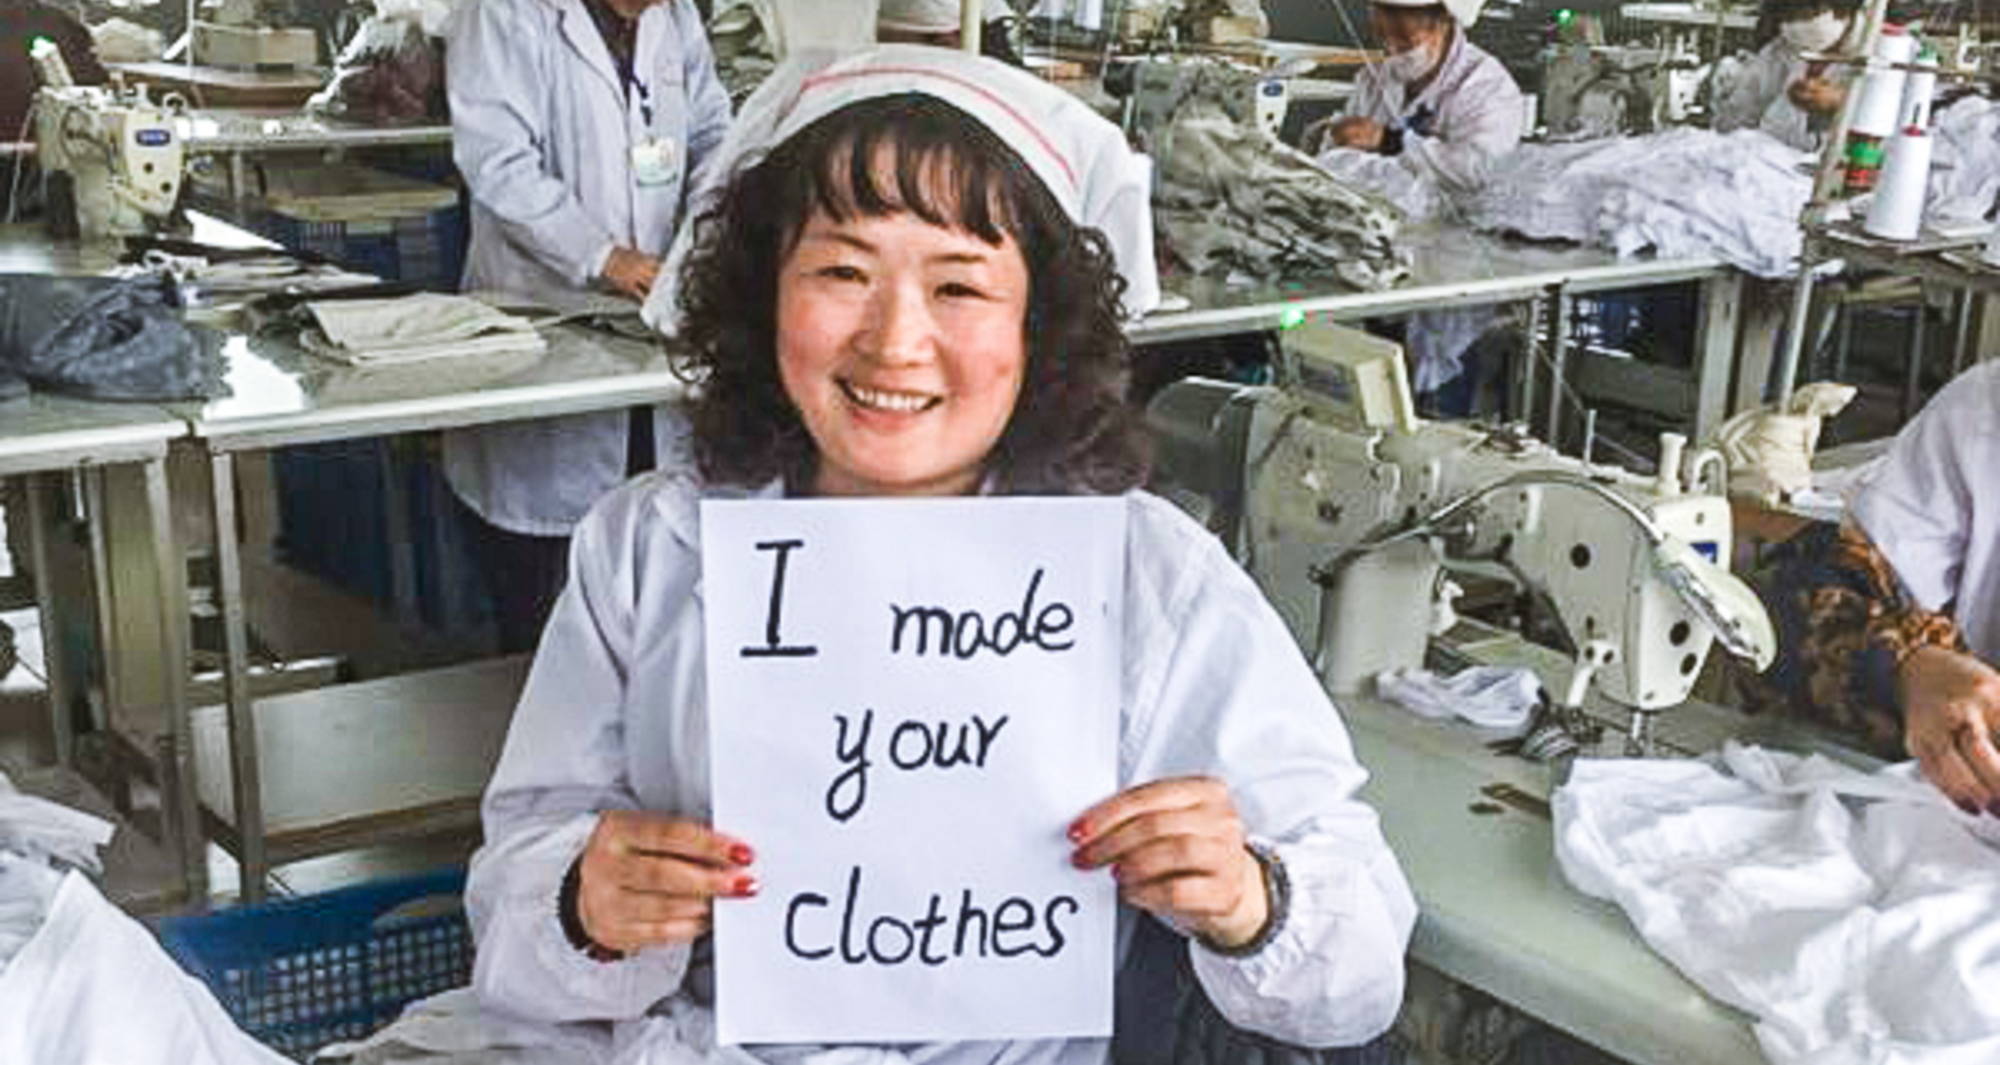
[1899,645,2000,815]
[577,810,758,954]
[600,247,662,301]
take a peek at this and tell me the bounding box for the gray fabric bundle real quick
[0,273,228,402]
[1151,108,1410,291]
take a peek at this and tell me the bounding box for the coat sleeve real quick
[1399,61,1522,193]
[466,492,692,1022]
[447,0,621,288]
[1850,366,1996,613]
[1124,512,1418,1047]
[675,3,734,194]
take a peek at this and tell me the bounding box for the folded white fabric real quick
[0,771,114,874]
[0,870,292,1065]
[1556,743,2000,1064]
[1926,96,2000,232]
[1376,665,1540,731]
[304,294,547,366]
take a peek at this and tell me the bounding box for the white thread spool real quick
[1899,50,1939,130]
[1849,27,1917,138]
[1864,125,1933,240]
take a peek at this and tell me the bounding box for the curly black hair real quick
[672,93,1147,496]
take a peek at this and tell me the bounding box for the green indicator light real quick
[1280,307,1307,330]
[1556,9,1575,23]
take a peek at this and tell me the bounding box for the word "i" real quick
[740,539,819,658]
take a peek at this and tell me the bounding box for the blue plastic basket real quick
[155,868,473,1060]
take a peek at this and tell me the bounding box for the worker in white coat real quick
[443,0,730,651]
[1315,0,1523,195]
[1712,0,1863,152]
[470,47,1413,1061]
[1310,0,1522,412]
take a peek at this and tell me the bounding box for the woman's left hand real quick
[1069,777,1269,950]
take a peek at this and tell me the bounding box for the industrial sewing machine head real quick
[30,41,187,240]
[1147,320,1775,756]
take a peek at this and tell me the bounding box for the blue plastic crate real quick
[249,204,466,290]
[156,868,472,1060]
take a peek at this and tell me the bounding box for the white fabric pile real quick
[0,771,114,874]
[0,767,291,1064]
[1465,129,1812,278]
[1311,148,1448,224]
[1153,110,1410,290]
[1926,95,2000,232]
[303,294,547,365]
[1557,743,2000,1064]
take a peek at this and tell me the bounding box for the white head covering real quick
[877,0,1012,33]
[1372,0,1486,28]
[642,44,1158,333]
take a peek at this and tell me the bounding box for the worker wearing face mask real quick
[1311,0,1522,194]
[1713,0,1862,151]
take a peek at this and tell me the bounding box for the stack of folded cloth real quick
[302,293,547,366]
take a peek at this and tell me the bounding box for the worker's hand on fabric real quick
[1328,116,1388,152]
[600,247,663,301]
[1898,645,2000,815]
[576,810,758,953]
[1068,776,1270,950]
[1787,76,1845,115]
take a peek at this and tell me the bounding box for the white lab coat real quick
[1711,22,1860,153]
[442,0,731,536]
[1850,360,2000,665]
[467,474,1418,1062]
[1347,27,1524,196]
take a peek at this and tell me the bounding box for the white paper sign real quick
[702,497,1125,1046]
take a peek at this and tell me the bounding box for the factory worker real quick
[1308,0,1521,411]
[1746,362,2000,816]
[441,0,731,652]
[1712,0,1862,151]
[1314,0,1523,194]
[472,45,1414,1060]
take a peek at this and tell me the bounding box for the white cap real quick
[643,44,1159,332]
[877,0,1012,33]
[1372,0,1485,28]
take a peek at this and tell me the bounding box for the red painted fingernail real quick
[734,875,760,897]
[1067,820,1087,842]
[729,843,755,866]
[1958,799,1981,817]
[1070,850,1090,869]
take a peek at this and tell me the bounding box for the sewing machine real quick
[1109,55,1291,146]
[31,43,187,239]
[1539,42,1708,136]
[1146,321,1774,751]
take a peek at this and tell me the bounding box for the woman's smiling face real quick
[777,206,1030,498]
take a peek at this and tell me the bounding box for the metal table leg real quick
[209,450,268,902]
[23,474,73,767]
[1543,284,1572,447]
[1900,285,1928,423]
[1515,296,1546,426]
[142,455,205,906]
[1692,271,1744,440]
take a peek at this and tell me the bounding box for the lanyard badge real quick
[632,132,678,187]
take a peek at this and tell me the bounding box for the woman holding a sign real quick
[468,46,1417,1057]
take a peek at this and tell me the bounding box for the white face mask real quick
[1382,40,1439,82]
[1780,12,1846,53]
